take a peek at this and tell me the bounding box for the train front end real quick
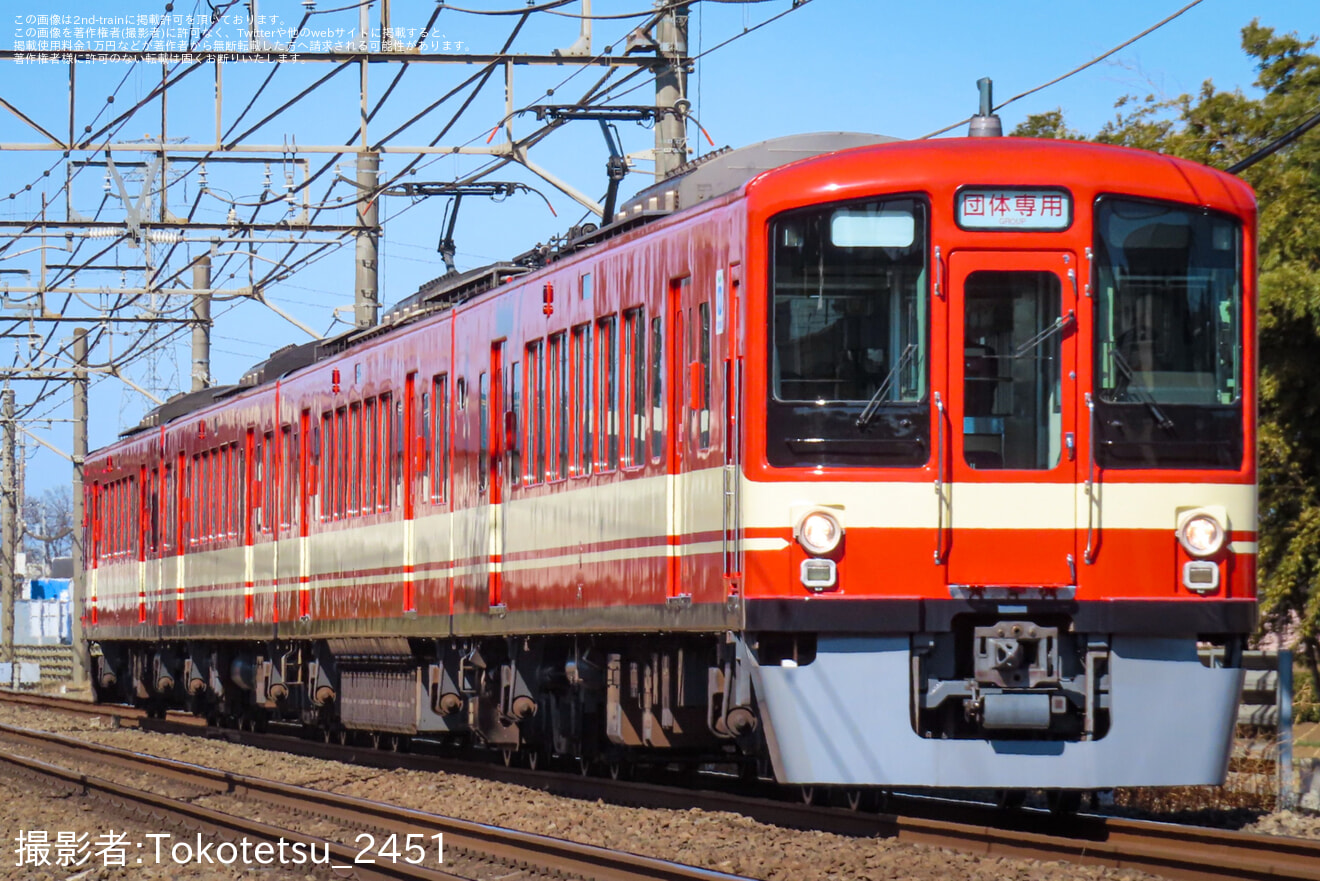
[737,138,1256,789]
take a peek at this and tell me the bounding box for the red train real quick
[86,129,1256,793]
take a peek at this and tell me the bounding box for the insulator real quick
[263,163,272,190]
[198,162,208,189]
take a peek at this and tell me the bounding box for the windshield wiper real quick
[1013,310,1075,359]
[856,343,919,429]
[1109,348,1175,429]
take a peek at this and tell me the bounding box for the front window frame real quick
[1091,194,1245,470]
[765,193,931,469]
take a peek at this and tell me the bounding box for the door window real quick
[962,270,1064,470]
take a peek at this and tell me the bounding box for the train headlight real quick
[1178,513,1225,558]
[797,511,842,556]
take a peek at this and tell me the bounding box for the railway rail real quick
[2,690,1317,881]
[0,717,755,881]
[0,688,202,726]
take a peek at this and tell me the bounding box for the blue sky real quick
[3,0,1315,494]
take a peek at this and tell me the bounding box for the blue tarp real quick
[28,578,70,600]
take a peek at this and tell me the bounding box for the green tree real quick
[1013,22,1320,683]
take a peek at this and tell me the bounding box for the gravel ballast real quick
[0,701,1310,880]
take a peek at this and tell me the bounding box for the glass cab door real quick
[945,251,1078,587]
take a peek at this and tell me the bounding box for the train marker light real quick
[800,558,837,592]
[1177,512,1225,558]
[796,510,842,556]
[1182,560,1220,593]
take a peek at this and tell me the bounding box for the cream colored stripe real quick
[741,479,1255,532]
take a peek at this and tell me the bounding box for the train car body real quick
[86,132,1256,791]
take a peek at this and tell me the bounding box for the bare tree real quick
[23,486,73,573]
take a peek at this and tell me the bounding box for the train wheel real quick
[502,748,515,767]
[576,757,591,777]
[608,760,626,781]
[336,729,349,746]
[1047,790,1082,815]
[321,728,333,744]
[800,786,817,806]
[995,789,1027,810]
[844,789,887,812]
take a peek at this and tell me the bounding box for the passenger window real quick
[380,393,393,511]
[365,398,378,512]
[336,408,348,519]
[650,315,664,461]
[597,314,618,471]
[624,307,646,466]
[430,375,449,503]
[509,360,522,486]
[524,342,544,485]
[571,323,593,476]
[699,301,711,450]
[478,372,489,494]
[549,332,568,480]
[533,344,546,482]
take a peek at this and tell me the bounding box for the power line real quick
[920,0,1207,139]
[1227,105,1320,175]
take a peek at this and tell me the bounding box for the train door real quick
[298,409,311,619]
[721,263,743,595]
[486,342,505,610]
[89,482,100,625]
[138,466,150,625]
[244,430,257,621]
[666,278,689,599]
[403,373,417,613]
[944,250,1079,587]
[158,463,171,627]
[174,451,186,623]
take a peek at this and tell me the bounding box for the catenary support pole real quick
[653,1,689,180]
[354,151,380,328]
[191,256,212,392]
[0,388,14,686]
[70,329,88,689]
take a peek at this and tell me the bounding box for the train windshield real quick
[1093,198,1244,468]
[767,197,929,468]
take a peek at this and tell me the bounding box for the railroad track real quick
[3,690,1318,881]
[0,688,202,726]
[0,720,756,881]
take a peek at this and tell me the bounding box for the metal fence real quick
[1203,648,1296,810]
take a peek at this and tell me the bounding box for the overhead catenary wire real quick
[920,0,1207,139]
[1226,105,1320,175]
[5,0,812,431]
[258,0,813,295]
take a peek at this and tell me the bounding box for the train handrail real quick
[1083,392,1098,564]
[933,391,946,565]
